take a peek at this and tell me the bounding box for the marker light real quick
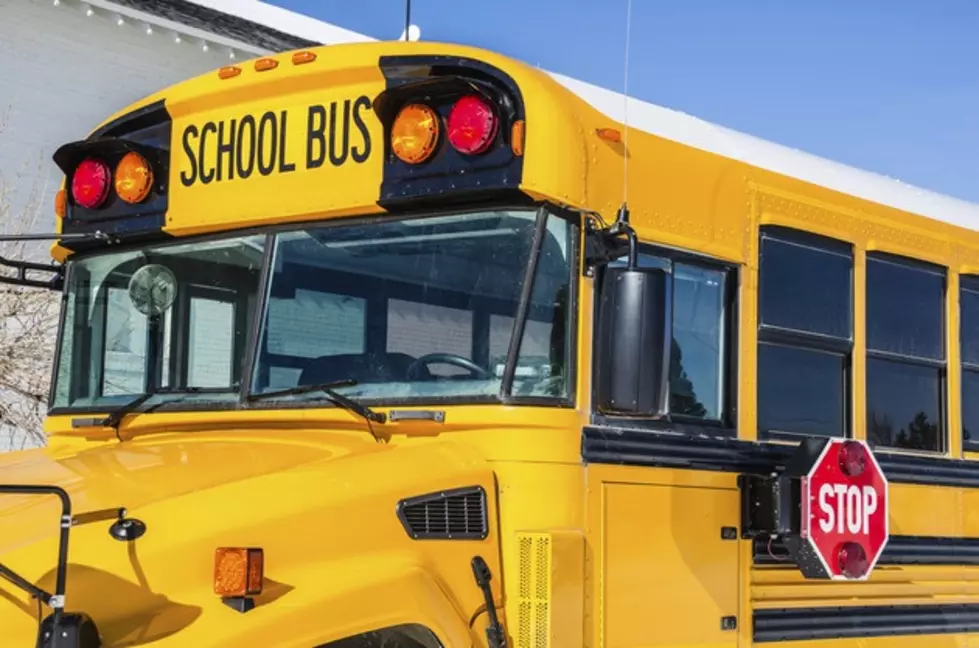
[54,189,66,219]
[391,103,440,165]
[447,94,498,155]
[839,440,868,477]
[71,158,111,209]
[254,57,278,72]
[218,65,241,79]
[292,51,317,65]
[114,152,154,204]
[837,541,868,579]
[511,119,525,157]
[214,547,264,597]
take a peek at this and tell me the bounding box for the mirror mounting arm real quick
[584,202,639,276]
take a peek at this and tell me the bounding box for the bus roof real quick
[172,1,977,230]
[548,70,979,232]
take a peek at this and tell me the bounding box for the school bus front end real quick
[0,41,595,647]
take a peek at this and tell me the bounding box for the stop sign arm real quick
[739,437,890,581]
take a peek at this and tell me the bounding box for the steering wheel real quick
[406,353,493,380]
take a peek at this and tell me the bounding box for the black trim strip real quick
[583,425,793,474]
[755,535,979,566]
[754,603,979,642]
[583,425,979,489]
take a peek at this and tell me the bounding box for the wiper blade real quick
[71,387,214,432]
[247,379,387,424]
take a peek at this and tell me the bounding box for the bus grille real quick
[517,533,551,648]
[397,486,488,540]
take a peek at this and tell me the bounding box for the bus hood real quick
[0,428,500,647]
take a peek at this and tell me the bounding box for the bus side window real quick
[866,253,946,453]
[961,276,979,452]
[604,250,731,424]
[757,227,853,440]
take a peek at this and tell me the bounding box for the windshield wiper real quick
[71,387,216,435]
[247,379,387,424]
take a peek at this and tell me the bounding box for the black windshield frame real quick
[46,203,580,417]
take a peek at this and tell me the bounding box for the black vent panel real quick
[397,486,488,540]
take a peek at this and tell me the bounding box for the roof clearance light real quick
[291,51,317,65]
[214,547,264,597]
[254,57,278,72]
[391,103,440,165]
[447,94,498,155]
[71,158,111,209]
[114,152,154,204]
[218,65,241,79]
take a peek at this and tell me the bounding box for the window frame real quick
[962,274,979,453]
[865,251,947,455]
[590,241,740,436]
[756,225,854,442]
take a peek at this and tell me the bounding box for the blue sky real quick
[270,0,979,204]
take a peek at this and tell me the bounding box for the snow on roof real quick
[171,1,979,232]
[548,71,979,232]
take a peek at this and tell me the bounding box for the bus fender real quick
[242,555,478,648]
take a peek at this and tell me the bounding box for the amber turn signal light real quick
[391,103,440,165]
[54,188,66,218]
[214,547,264,597]
[114,152,154,204]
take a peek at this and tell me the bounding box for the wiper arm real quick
[71,387,214,434]
[247,379,387,424]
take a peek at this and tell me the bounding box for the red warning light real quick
[837,541,869,579]
[838,440,867,477]
[71,158,111,209]
[447,94,498,155]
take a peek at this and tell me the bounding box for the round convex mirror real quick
[128,263,177,316]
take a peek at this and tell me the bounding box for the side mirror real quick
[594,265,671,416]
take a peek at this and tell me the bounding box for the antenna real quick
[404,0,411,41]
[621,0,633,205]
[604,0,637,269]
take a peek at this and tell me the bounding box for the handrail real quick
[0,485,72,627]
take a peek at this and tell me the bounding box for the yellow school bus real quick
[2,37,979,648]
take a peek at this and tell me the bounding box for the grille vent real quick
[516,533,551,648]
[397,486,488,540]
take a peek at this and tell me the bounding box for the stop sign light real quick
[741,437,890,581]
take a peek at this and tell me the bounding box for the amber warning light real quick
[214,547,264,598]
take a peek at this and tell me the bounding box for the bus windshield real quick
[51,209,574,412]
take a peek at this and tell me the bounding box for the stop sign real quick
[799,438,889,580]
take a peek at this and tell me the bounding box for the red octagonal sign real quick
[800,438,889,580]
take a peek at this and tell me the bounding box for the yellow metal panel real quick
[601,482,739,648]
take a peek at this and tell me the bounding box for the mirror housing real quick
[594,265,671,416]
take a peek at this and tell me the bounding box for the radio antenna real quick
[621,0,633,205]
[604,0,637,268]
[404,0,411,41]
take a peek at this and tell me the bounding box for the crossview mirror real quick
[594,265,671,416]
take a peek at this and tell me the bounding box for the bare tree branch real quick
[0,107,60,451]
